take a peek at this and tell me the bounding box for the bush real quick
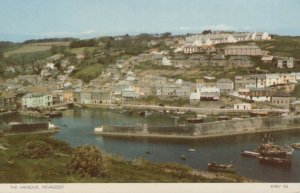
[73,63,102,83]
[70,39,97,48]
[67,145,110,177]
[21,140,51,159]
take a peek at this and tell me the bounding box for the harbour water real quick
[1,107,300,182]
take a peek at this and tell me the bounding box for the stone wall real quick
[193,115,300,137]
[99,116,300,138]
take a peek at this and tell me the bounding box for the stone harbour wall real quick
[98,115,300,139]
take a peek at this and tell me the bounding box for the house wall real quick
[22,95,53,108]
[63,91,73,102]
[234,103,252,110]
[0,97,17,111]
[225,46,263,56]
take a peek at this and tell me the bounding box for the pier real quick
[95,115,300,139]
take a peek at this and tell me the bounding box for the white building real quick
[162,57,172,66]
[189,91,200,101]
[185,32,270,47]
[217,79,234,92]
[251,32,271,40]
[278,57,293,68]
[224,45,263,56]
[22,93,53,109]
[234,103,252,110]
[265,73,297,87]
[199,87,220,100]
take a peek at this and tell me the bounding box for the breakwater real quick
[95,115,300,139]
[80,103,289,114]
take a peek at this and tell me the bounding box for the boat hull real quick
[258,156,291,167]
[208,163,236,173]
[241,151,260,157]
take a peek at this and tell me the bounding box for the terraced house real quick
[22,93,53,109]
[0,92,17,111]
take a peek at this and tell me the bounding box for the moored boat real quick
[291,143,300,149]
[257,142,289,158]
[258,156,292,166]
[218,116,230,121]
[145,111,153,117]
[94,126,103,133]
[54,107,68,111]
[260,150,287,158]
[207,162,236,173]
[241,151,260,157]
[43,111,63,118]
[181,155,186,160]
[188,148,196,152]
[187,117,203,123]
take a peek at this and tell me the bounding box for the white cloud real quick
[81,30,96,35]
[201,24,236,31]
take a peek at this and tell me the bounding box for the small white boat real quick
[54,107,68,111]
[189,148,196,152]
[145,111,153,117]
[94,126,103,133]
[241,151,260,157]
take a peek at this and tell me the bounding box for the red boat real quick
[258,156,291,167]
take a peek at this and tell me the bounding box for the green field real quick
[3,42,70,57]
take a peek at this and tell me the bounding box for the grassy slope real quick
[3,42,70,57]
[0,134,252,183]
[256,36,300,59]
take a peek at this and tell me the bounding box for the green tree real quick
[67,145,110,177]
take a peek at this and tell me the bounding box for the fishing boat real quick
[207,162,236,173]
[291,143,300,149]
[43,111,63,118]
[188,148,196,152]
[260,150,287,158]
[218,116,230,121]
[54,107,68,111]
[282,146,294,155]
[258,156,292,166]
[257,142,289,158]
[241,151,260,157]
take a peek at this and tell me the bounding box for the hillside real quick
[0,134,252,183]
[1,34,300,83]
[256,35,300,59]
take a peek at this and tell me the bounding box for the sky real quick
[0,0,300,42]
